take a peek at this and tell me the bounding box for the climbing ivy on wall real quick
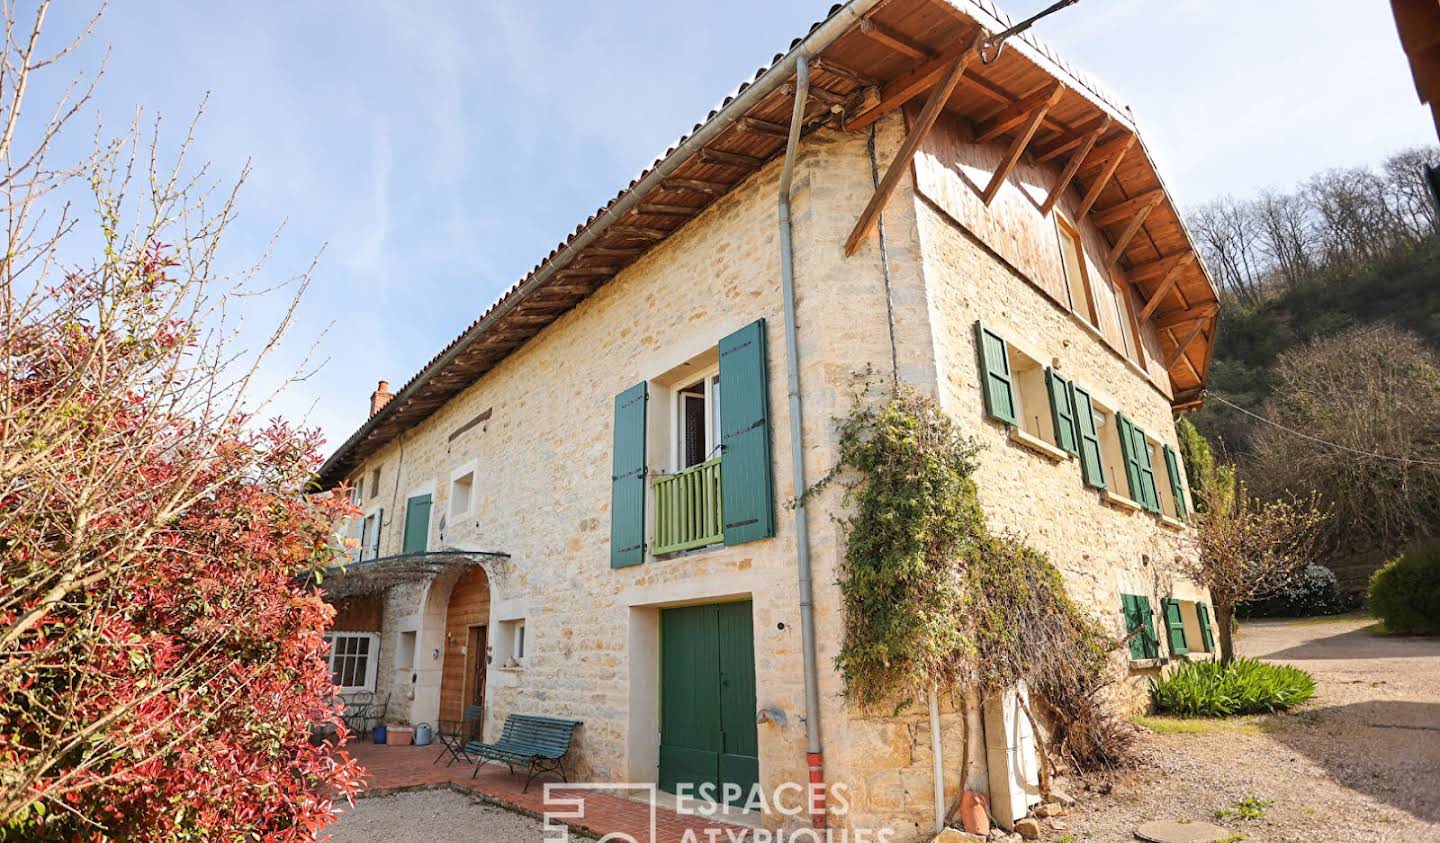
[822,386,1130,769]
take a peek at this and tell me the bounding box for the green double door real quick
[658,601,758,805]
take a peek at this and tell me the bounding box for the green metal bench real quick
[466,713,582,792]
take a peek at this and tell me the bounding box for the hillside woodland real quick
[1185,146,1440,590]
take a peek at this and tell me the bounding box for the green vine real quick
[822,385,1129,769]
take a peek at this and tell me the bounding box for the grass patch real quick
[1130,714,1263,735]
[1215,794,1273,822]
[1151,658,1316,717]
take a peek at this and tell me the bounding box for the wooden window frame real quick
[1055,216,1099,328]
[670,366,721,473]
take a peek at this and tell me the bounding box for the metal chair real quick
[340,692,374,738]
[434,704,485,765]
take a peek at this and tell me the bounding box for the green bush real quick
[1368,540,1440,635]
[1239,564,1350,618]
[1150,658,1316,717]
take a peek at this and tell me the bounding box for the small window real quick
[350,477,364,506]
[1057,220,1097,327]
[1010,347,1055,445]
[1092,405,1128,499]
[1149,440,1180,519]
[499,618,527,668]
[324,632,379,692]
[357,510,382,561]
[1114,279,1146,367]
[369,467,381,499]
[450,470,475,518]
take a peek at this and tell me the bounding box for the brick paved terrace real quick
[343,740,754,842]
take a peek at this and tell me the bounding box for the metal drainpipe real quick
[779,54,827,830]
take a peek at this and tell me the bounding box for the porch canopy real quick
[315,550,510,600]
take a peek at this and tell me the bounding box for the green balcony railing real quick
[653,457,723,555]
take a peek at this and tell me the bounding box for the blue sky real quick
[38,1,1435,456]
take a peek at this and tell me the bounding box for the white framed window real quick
[324,632,379,692]
[356,509,382,561]
[449,467,475,519]
[673,369,722,471]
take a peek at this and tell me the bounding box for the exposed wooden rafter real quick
[844,34,978,132]
[737,116,790,139]
[1039,114,1109,217]
[1074,134,1136,219]
[585,247,643,258]
[662,178,731,196]
[974,82,1063,144]
[1104,191,1165,269]
[1155,303,1218,329]
[635,203,699,217]
[981,83,1063,205]
[844,31,985,256]
[1032,113,1110,163]
[858,17,930,60]
[1164,320,1208,369]
[610,225,668,241]
[1137,252,1197,321]
[812,57,877,87]
[554,267,613,279]
[697,148,766,169]
[1092,187,1166,227]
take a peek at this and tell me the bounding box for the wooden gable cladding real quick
[317,0,1220,488]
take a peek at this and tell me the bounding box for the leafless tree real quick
[1246,324,1440,556]
[1252,188,1313,291]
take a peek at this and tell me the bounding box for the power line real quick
[1207,392,1440,467]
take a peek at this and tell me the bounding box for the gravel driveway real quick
[324,788,548,842]
[1058,615,1440,842]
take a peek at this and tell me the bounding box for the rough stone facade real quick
[326,111,1211,839]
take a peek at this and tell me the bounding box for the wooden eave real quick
[317,0,1219,488]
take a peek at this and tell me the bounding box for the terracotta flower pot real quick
[386,725,414,746]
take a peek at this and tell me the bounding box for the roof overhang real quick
[317,0,1219,488]
[314,549,510,600]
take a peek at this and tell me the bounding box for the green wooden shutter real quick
[1162,598,1189,656]
[975,321,1017,426]
[1116,413,1144,503]
[1133,426,1161,512]
[1045,368,1079,456]
[1163,444,1188,518]
[611,382,648,568]
[1070,383,1106,489]
[1136,595,1159,658]
[402,495,431,554]
[719,320,775,546]
[368,509,383,559]
[1121,594,1146,660]
[1197,603,1216,653]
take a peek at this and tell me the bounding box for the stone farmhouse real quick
[313,0,1221,837]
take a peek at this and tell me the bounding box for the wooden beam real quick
[697,147,766,169]
[802,84,847,107]
[1156,302,1218,329]
[662,178,731,196]
[584,247,643,258]
[858,17,930,60]
[635,203,700,217]
[1033,114,1110,163]
[1077,136,1137,176]
[1164,320,1207,369]
[1039,114,1109,217]
[1129,252,1192,284]
[844,35,981,256]
[974,82,1062,144]
[737,116,789,139]
[958,68,1075,137]
[610,225,668,241]
[844,34,978,132]
[1074,135,1135,219]
[554,267,613,278]
[981,84,1063,205]
[812,57,877,87]
[1092,187,1166,227]
[1104,191,1164,268]
[1137,252,1197,321]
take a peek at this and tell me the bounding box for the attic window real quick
[1057,219,1097,328]
[369,467,381,499]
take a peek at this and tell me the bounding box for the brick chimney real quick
[369,379,393,417]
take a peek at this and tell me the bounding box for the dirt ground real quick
[324,788,545,842]
[1059,615,1440,842]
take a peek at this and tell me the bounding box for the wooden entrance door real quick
[658,601,758,805]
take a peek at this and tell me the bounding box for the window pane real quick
[681,384,707,468]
